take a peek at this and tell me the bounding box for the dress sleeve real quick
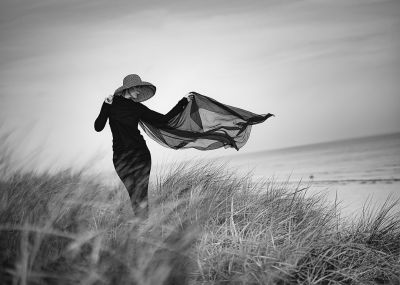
[94,102,111,132]
[140,100,186,127]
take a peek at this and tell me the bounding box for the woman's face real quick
[123,87,140,100]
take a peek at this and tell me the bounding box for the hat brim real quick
[114,82,156,102]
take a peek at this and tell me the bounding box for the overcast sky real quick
[1,0,399,176]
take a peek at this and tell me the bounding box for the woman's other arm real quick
[94,96,113,132]
[141,97,188,126]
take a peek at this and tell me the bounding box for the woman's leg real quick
[113,148,152,218]
[129,150,151,218]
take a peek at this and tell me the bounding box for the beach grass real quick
[0,144,399,284]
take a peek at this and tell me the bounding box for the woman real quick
[94,74,188,218]
[95,74,274,218]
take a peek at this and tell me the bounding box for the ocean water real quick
[221,132,400,217]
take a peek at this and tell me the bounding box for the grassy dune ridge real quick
[0,138,399,284]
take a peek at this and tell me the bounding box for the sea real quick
[218,132,400,218]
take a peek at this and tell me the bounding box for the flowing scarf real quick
[139,92,274,151]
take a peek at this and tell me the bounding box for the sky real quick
[0,0,399,177]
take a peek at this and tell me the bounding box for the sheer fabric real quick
[139,92,273,151]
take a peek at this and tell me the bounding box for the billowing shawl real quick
[139,92,274,151]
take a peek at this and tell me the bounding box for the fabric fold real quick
[139,92,274,151]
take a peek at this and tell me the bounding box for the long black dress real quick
[94,95,187,217]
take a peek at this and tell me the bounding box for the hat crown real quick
[123,74,142,87]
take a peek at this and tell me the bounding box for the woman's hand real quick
[104,94,114,104]
[187,92,195,102]
[186,92,196,102]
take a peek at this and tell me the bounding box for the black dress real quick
[94,95,187,217]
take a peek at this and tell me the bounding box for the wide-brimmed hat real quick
[114,74,156,102]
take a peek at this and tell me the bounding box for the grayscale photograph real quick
[0,0,399,284]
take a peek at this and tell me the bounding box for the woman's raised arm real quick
[94,99,112,132]
[140,97,188,127]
